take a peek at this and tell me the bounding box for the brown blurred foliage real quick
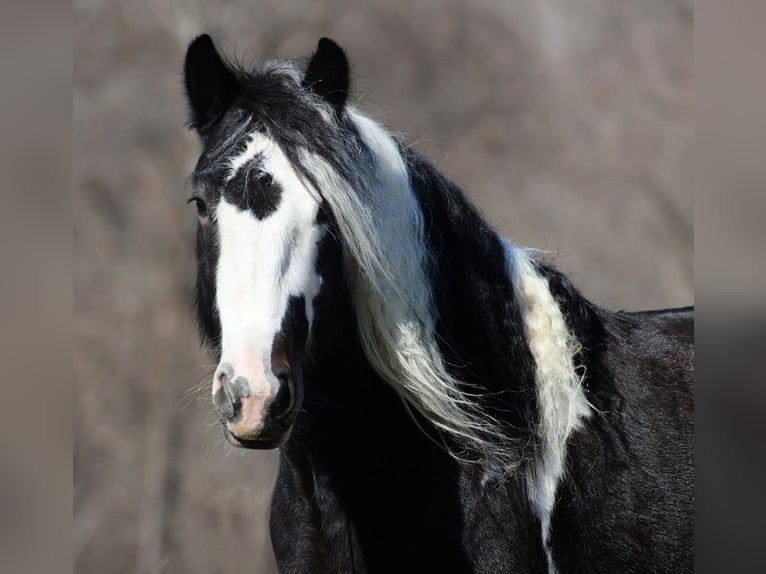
[73,1,692,573]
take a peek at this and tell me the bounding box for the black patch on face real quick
[226,161,283,219]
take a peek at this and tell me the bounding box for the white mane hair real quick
[502,243,591,572]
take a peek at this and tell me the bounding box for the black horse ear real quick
[303,38,349,113]
[184,34,240,131]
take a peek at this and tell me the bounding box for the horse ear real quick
[303,38,349,113]
[184,34,240,131]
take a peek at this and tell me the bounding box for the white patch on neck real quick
[216,133,323,366]
[502,240,591,574]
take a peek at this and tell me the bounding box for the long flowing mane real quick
[291,100,590,480]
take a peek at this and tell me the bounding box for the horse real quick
[182,35,694,574]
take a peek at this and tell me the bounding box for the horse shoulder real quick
[548,306,694,572]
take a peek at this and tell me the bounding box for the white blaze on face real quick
[213,133,323,435]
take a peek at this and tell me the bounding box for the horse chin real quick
[221,421,293,450]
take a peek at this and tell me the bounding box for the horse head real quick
[183,36,350,448]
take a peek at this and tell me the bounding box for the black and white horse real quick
[183,35,693,574]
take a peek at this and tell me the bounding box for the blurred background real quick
[74,1,692,572]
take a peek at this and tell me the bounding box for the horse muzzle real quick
[212,361,301,448]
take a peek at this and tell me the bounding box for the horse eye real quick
[187,197,208,218]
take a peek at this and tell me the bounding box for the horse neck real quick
[290,262,452,470]
[294,230,411,438]
[290,148,599,473]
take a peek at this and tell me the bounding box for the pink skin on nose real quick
[229,392,271,438]
[217,355,275,439]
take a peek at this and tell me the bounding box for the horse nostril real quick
[213,369,241,420]
[271,375,294,421]
[213,385,236,419]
